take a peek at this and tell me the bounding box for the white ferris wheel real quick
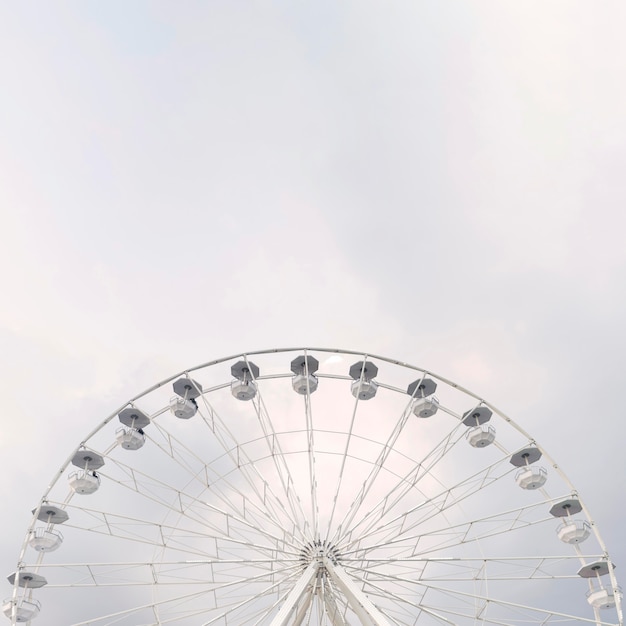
[5,348,622,625]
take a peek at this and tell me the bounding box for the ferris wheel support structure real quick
[5,348,622,626]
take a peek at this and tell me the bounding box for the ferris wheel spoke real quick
[331,401,415,543]
[353,568,615,626]
[302,352,321,539]
[31,558,299,587]
[344,450,509,552]
[340,450,518,553]
[344,553,598,582]
[251,385,312,542]
[341,418,468,543]
[146,419,299,540]
[93,454,211,512]
[77,454,299,552]
[64,461,295,548]
[186,564,304,625]
[342,496,568,561]
[417,585,617,626]
[324,355,370,545]
[350,574,455,625]
[194,393,310,544]
[67,588,214,626]
[197,567,305,626]
[63,562,299,626]
[400,496,563,554]
[355,573,521,626]
[39,502,293,560]
[407,524,591,564]
[364,577,527,626]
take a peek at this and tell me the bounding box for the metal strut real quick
[268,558,392,626]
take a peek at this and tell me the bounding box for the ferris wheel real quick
[5,348,622,625]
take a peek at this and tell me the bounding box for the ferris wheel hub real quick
[299,539,341,569]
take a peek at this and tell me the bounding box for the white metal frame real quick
[7,348,622,626]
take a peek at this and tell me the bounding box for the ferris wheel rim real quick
[8,347,623,626]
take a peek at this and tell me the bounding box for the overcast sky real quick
[1,0,625,616]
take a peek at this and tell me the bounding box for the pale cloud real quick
[0,1,625,621]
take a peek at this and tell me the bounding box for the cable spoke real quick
[331,400,414,543]
[147,416,304,544]
[339,450,519,553]
[341,416,468,543]
[348,567,617,626]
[251,381,312,543]
[194,385,309,544]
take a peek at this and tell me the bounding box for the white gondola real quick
[292,373,318,395]
[510,447,547,490]
[169,396,198,419]
[231,378,257,401]
[291,355,319,395]
[557,519,591,544]
[68,470,101,495]
[587,586,621,609]
[231,361,259,401]
[349,360,379,400]
[351,378,378,400]
[412,396,439,418]
[28,528,63,552]
[466,424,496,448]
[2,597,41,622]
[115,427,146,450]
[515,466,547,489]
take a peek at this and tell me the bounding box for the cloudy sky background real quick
[1,0,625,607]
